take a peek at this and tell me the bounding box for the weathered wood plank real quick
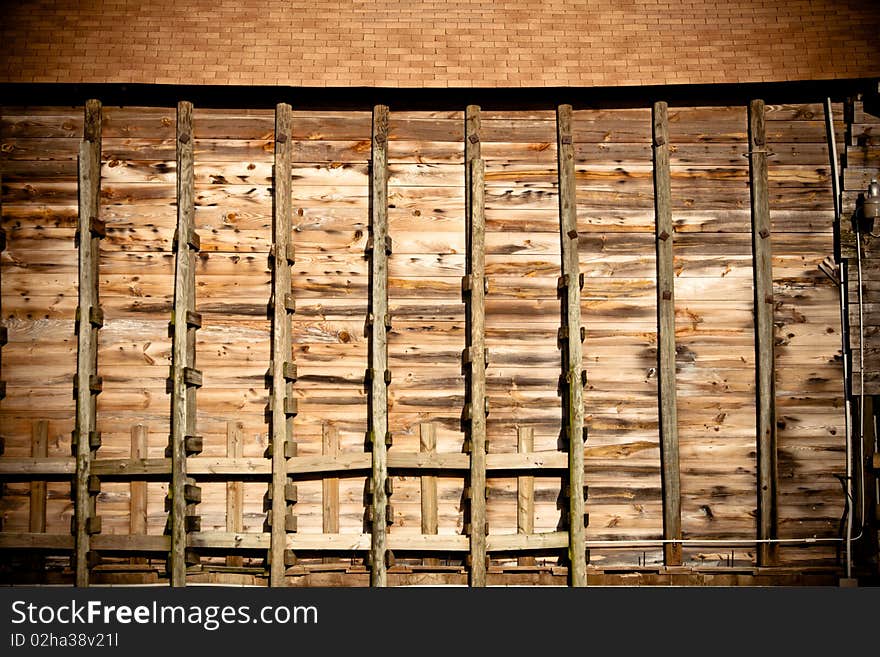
[487,532,569,551]
[749,99,778,566]
[0,457,76,475]
[29,420,49,533]
[652,102,683,566]
[322,424,340,533]
[516,426,536,566]
[90,534,169,551]
[0,157,4,408]
[186,531,573,552]
[465,105,488,586]
[0,103,854,575]
[558,104,587,586]
[369,105,390,587]
[225,421,244,567]
[0,533,75,550]
[269,102,295,586]
[74,99,102,588]
[169,100,197,586]
[129,424,149,565]
[128,425,149,534]
[419,422,440,567]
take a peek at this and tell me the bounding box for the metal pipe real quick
[825,96,858,578]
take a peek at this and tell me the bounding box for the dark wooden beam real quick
[74,99,102,587]
[369,104,390,587]
[465,104,488,587]
[652,101,683,566]
[269,102,295,586]
[27,421,49,573]
[557,104,587,587]
[748,98,778,566]
[0,163,5,408]
[170,100,199,586]
[29,420,48,534]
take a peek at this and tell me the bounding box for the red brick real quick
[0,0,878,88]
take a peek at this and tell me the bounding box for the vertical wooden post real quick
[652,101,683,566]
[29,420,48,533]
[465,104,488,587]
[0,198,5,406]
[323,423,340,564]
[862,397,879,569]
[29,421,48,572]
[225,421,244,568]
[0,164,5,414]
[0,164,5,411]
[170,100,200,586]
[557,104,587,587]
[517,426,536,567]
[748,99,778,566]
[130,424,148,565]
[270,102,296,586]
[419,423,440,567]
[368,104,390,587]
[74,99,103,588]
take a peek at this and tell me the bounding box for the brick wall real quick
[1,0,879,88]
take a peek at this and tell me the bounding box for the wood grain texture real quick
[749,99,778,566]
[516,426,536,567]
[418,422,440,567]
[0,102,852,578]
[169,101,196,586]
[652,102,682,566]
[29,420,48,533]
[129,424,149,566]
[225,421,244,568]
[558,105,587,585]
[369,105,390,586]
[322,423,340,534]
[269,103,294,586]
[465,105,488,585]
[74,99,102,587]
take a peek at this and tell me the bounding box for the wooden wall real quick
[842,99,880,563]
[0,100,855,585]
